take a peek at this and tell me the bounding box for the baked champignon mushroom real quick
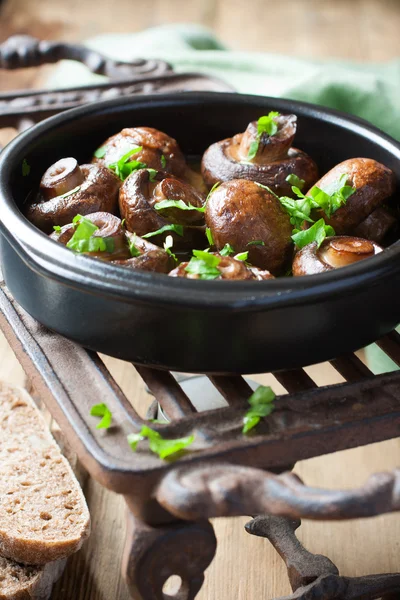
[353,206,397,243]
[27,159,120,233]
[205,179,293,274]
[92,127,186,178]
[169,254,274,280]
[50,212,130,261]
[119,169,207,250]
[310,158,396,236]
[201,114,318,196]
[112,232,174,274]
[292,236,383,276]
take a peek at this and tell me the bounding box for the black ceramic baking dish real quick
[0,92,399,374]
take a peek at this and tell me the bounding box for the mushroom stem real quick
[235,115,297,164]
[40,157,85,200]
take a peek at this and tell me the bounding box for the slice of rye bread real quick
[0,382,91,565]
[0,556,66,600]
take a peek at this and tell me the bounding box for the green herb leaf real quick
[22,159,30,177]
[291,218,335,249]
[59,185,81,199]
[161,154,167,168]
[185,250,221,280]
[205,227,214,246]
[247,240,265,247]
[164,235,178,262]
[154,199,206,213]
[279,195,315,229]
[220,243,235,256]
[243,385,276,434]
[66,215,115,254]
[128,426,195,459]
[286,173,305,190]
[142,224,184,239]
[147,168,158,182]
[205,181,221,204]
[109,147,146,181]
[247,112,280,160]
[90,403,113,430]
[128,233,141,257]
[94,146,107,159]
[53,225,62,234]
[234,251,249,261]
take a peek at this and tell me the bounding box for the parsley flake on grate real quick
[90,403,113,430]
[243,386,276,434]
[128,426,195,459]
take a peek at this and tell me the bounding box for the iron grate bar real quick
[273,369,317,393]
[208,375,254,406]
[330,353,374,382]
[135,365,197,419]
[376,331,400,367]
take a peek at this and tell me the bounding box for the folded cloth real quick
[46,23,400,371]
[47,23,400,140]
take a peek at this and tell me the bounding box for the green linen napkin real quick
[47,23,400,140]
[46,23,400,372]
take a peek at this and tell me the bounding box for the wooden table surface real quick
[0,1,399,598]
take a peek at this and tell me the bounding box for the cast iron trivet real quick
[0,34,399,600]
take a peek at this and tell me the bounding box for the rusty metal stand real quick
[0,34,400,600]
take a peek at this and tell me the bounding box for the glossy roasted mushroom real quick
[201,114,318,196]
[119,169,207,249]
[292,236,383,276]
[27,159,120,233]
[112,232,174,273]
[93,127,186,178]
[205,179,293,274]
[169,254,274,280]
[50,212,130,261]
[310,158,396,235]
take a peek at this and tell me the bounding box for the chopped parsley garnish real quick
[66,214,115,254]
[292,218,335,250]
[247,112,280,160]
[109,147,146,181]
[164,235,178,262]
[205,227,214,246]
[154,199,206,213]
[286,173,305,190]
[128,233,141,257]
[220,243,235,256]
[205,181,221,204]
[147,168,158,182]
[90,403,113,430]
[59,185,81,199]
[161,154,167,168]
[247,240,265,247]
[142,224,184,239]
[243,386,276,434]
[185,249,221,280]
[22,159,30,177]
[127,426,195,460]
[234,251,249,261]
[94,146,107,159]
[53,225,62,234]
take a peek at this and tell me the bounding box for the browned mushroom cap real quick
[201,115,318,196]
[292,236,383,276]
[119,169,207,250]
[27,163,120,233]
[310,158,396,235]
[93,127,186,178]
[353,206,397,243]
[205,179,293,274]
[169,254,274,280]
[50,212,130,261]
[112,233,174,274]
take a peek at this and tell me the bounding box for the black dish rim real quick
[1,91,400,311]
